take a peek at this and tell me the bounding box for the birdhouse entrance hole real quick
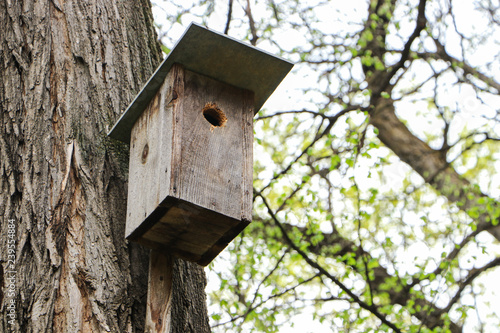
[202,103,227,128]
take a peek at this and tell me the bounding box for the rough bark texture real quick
[0,0,209,332]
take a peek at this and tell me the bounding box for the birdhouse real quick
[108,23,293,266]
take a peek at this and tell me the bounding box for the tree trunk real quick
[0,0,210,332]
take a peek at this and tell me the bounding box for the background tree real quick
[153,0,500,332]
[1,0,209,332]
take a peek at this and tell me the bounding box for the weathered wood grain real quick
[145,250,173,333]
[127,71,174,238]
[241,88,255,223]
[174,69,253,220]
[145,250,210,333]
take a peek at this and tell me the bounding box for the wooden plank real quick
[134,239,203,263]
[173,69,254,221]
[126,86,162,238]
[145,250,174,333]
[144,223,214,256]
[156,70,176,209]
[143,204,239,254]
[157,206,230,236]
[129,197,247,265]
[241,89,254,222]
[144,251,211,333]
[125,71,175,239]
[169,64,184,200]
[197,218,250,266]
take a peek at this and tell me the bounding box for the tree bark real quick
[0,0,209,332]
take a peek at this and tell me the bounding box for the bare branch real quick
[224,0,234,35]
[441,257,500,315]
[433,38,500,93]
[248,251,288,309]
[244,0,258,45]
[255,109,330,121]
[384,0,428,90]
[410,230,482,288]
[256,106,361,194]
[212,273,321,328]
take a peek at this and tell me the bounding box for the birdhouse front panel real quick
[125,64,254,265]
[172,66,254,222]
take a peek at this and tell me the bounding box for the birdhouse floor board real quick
[127,196,249,266]
[147,222,224,243]
[157,204,234,232]
[138,238,203,263]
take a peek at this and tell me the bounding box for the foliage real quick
[152,0,500,332]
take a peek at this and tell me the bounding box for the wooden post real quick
[145,250,211,333]
[145,250,174,333]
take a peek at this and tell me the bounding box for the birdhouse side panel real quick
[172,69,254,222]
[241,95,254,223]
[125,75,175,239]
[157,65,183,203]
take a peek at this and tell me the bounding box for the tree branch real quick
[432,38,500,93]
[369,98,500,242]
[384,0,428,90]
[224,0,233,35]
[211,273,320,328]
[244,0,258,45]
[441,257,500,315]
[255,109,331,121]
[255,106,362,194]
[264,216,463,332]
[257,193,404,332]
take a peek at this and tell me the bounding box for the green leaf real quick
[161,44,171,55]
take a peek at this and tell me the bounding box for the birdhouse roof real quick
[109,22,294,143]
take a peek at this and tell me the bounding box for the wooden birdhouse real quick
[108,23,293,266]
